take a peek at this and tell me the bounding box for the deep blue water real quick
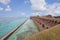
[0,17,27,38]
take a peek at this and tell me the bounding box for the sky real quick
[0,0,60,17]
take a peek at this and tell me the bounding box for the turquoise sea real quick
[0,17,27,38]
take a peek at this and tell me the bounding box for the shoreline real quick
[0,18,28,40]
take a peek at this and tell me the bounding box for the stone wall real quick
[30,16,60,31]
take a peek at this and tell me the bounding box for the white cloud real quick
[0,0,11,12]
[30,0,60,16]
[54,11,60,14]
[5,5,11,11]
[21,12,26,16]
[32,12,40,16]
[24,0,30,4]
[0,7,3,11]
[46,3,60,16]
[0,0,10,5]
[30,0,46,10]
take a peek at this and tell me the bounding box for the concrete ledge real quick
[0,19,28,40]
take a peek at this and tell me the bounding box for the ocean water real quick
[0,17,27,38]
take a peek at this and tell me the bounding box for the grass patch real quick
[23,24,60,40]
[54,18,60,21]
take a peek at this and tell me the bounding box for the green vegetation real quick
[23,24,60,40]
[54,18,60,21]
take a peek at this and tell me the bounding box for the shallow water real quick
[7,19,39,40]
[0,17,27,38]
